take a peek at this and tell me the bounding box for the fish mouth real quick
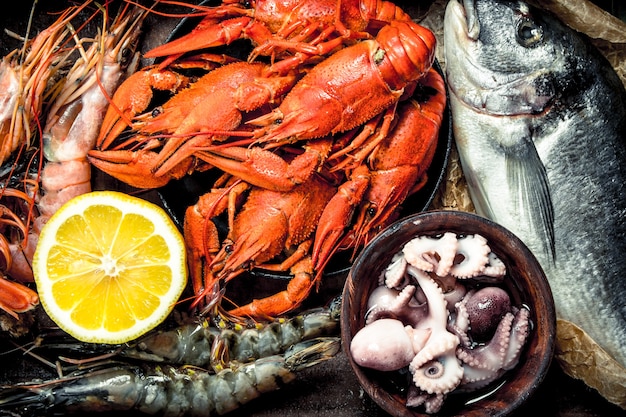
[443,0,490,107]
[462,0,480,40]
[443,0,483,91]
[445,0,479,43]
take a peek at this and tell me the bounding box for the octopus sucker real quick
[502,307,531,370]
[411,354,464,395]
[456,312,514,371]
[483,251,507,278]
[406,387,445,414]
[350,231,532,414]
[383,252,409,288]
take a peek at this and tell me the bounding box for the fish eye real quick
[516,17,543,47]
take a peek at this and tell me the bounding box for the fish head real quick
[443,0,586,117]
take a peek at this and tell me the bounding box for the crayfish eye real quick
[225,243,234,254]
[119,48,130,67]
[367,206,377,218]
[151,107,163,118]
[516,17,543,47]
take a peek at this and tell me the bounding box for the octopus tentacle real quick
[456,307,531,393]
[443,280,468,311]
[365,285,428,327]
[406,386,446,414]
[433,274,468,310]
[458,365,507,392]
[424,395,445,414]
[406,266,464,394]
[483,251,507,278]
[449,234,491,278]
[407,267,449,330]
[449,291,473,347]
[403,232,459,276]
[502,307,531,370]
[383,252,409,288]
[456,312,514,372]
[410,332,463,395]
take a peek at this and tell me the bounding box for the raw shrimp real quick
[39,2,150,218]
[0,337,341,416]
[38,296,341,372]
[127,295,340,370]
[0,0,94,318]
[1,1,150,298]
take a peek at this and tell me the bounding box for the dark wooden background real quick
[1,1,625,416]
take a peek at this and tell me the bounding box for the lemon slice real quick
[33,191,187,344]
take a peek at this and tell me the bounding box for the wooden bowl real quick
[341,210,556,416]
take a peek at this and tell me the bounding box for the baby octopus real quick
[350,232,531,414]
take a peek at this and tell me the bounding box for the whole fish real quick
[443,0,626,390]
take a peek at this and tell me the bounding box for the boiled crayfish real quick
[88,60,300,189]
[143,0,413,73]
[88,0,445,320]
[184,173,336,318]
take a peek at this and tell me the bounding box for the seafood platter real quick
[0,0,625,416]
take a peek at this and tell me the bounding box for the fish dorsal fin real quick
[505,139,556,264]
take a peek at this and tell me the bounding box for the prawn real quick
[0,337,341,417]
[0,1,91,167]
[39,1,150,218]
[39,296,341,372]
[1,1,150,298]
[0,0,96,318]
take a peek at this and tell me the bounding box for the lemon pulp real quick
[33,191,187,344]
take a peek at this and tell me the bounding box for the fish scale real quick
[443,0,626,389]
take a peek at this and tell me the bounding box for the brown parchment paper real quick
[420,0,626,408]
